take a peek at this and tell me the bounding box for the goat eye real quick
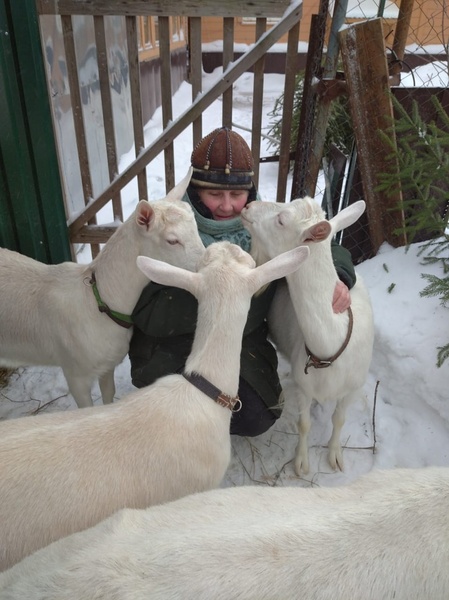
[167,239,179,245]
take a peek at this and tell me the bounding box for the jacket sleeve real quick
[129,279,279,393]
[132,279,278,338]
[331,240,357,289]
[129,283,198,388]
[132,282,198,337]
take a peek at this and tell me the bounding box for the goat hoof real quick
[294,455,309,477]
[329,450,344,472]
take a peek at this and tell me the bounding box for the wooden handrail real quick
[37,0,291,18]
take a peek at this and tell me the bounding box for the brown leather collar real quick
[304,306,354,374]
[182,372,242,412]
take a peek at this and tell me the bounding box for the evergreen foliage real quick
[266,72,305,152]
[266,72,353,156]
[377,95,449,245]
[418,239,449,367]
[378,94,449,367]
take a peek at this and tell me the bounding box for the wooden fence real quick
[36,0,303,257]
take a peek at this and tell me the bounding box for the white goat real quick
[0,241,309,571]
[241,198,374,475]
[1,466,448,600]
[0,169,204,408]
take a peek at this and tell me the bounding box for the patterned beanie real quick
[190,127,254,190]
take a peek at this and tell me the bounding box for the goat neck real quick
[88,216,149,316]
[288,237,350,358]
[184,267,249,399]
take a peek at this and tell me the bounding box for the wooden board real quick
[339,18,406,251]
[36,0,291,17]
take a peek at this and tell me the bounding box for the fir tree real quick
[419,238,449,368]
[266,71,353,157]
[378,95,449,244]
[378,94,449,367]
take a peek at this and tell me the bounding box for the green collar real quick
[89,273,133,329]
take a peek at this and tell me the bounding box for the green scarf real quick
[182,192,252,252]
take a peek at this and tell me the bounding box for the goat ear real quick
[136,256,199,294]
[251,245,309,291]
[329,200,366,234]
[303,221,331,243]
[136,201,155,231]
[164,167,193,203]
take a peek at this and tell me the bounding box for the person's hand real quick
[332,280,351,313]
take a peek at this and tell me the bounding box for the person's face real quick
[197,189,250,221]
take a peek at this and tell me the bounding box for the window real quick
[241,17,280,25]
[137,16,187,62]
[140,16,153,49]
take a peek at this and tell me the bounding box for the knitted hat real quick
[190,127,254,190]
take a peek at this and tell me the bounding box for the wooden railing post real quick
[339,18,406,252]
